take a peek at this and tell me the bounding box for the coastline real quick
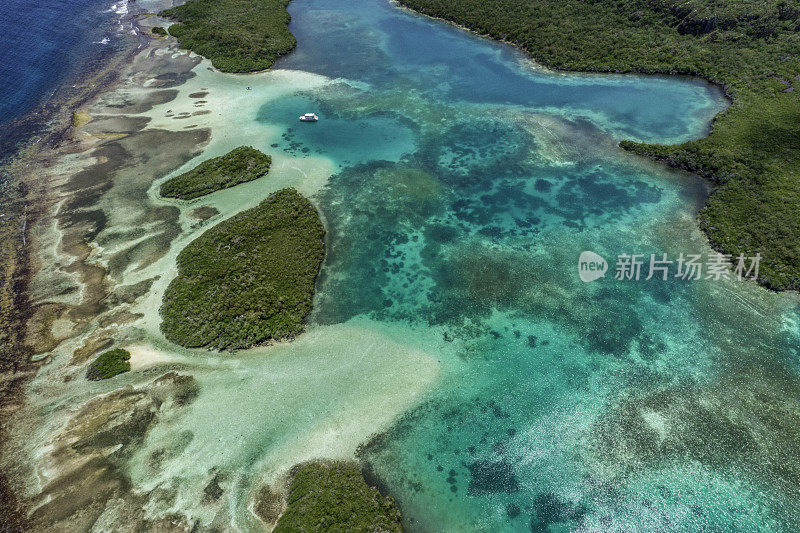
[0,1,440,529]
[390,0,800,292]
[0,1,150,162]
[389,0,733,100]
[0,3,150,529]
[0,19,208,524]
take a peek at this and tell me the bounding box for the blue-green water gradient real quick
[255,0,800,530]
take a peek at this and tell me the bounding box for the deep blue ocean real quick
[0,0,124,131]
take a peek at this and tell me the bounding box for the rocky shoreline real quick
[0,3,205,529]
[0,5,153,530]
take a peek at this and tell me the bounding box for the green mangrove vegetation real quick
[160,188,325,350]
[274,461,403,533]
[86,348,131,381]
[398,0,800,290]
[160,0,296,73]
[160,146,272,201]
[151,26,167,36]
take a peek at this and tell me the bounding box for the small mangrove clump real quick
[86,348,131,381]
[151,26,167,36]
[160,188,325,350]
[160,146,271,201]
[274,461,402,532]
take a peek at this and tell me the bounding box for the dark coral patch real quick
[466,460,519,495]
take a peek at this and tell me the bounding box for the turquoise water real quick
[258,0,800,530]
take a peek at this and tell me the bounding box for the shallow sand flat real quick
[123,318,441,529]
[128,344,171,370]
[138,65,341,200]
[11,317,442,529]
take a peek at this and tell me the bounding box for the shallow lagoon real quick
[269,0,799,530]
[23,0,800,530]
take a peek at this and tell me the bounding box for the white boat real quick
[299,113,319,122]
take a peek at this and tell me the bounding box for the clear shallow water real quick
[260,0,798,530]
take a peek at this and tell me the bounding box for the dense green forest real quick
[160,188,325,350]
[400,0,800,290]
[274,462,403,533]
[86,348,131,381]
[160,146,272,200]
[161,0,296,73]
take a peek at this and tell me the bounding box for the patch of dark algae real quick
[24,372,199,531]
